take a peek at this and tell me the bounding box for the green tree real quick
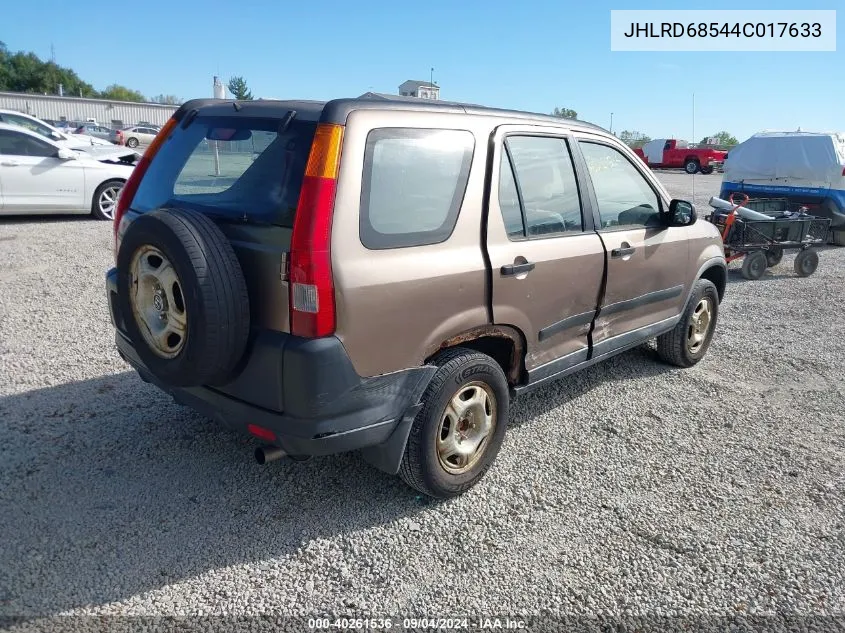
[0,43,96,96]
[0,42,11,90]
[227,76,253,100]
[551,106,577,119]
[700,131,738,147]
[618,130,651,149]
[152,94,182,105]
[99,84,146,102]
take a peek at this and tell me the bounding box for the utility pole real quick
[50,43,56,63]
[610,112,614,134]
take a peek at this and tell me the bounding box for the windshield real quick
[2,113,59,139]
[131,115,316,227]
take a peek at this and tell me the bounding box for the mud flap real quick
[359,402,425,475]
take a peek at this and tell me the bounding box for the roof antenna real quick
[691,92,696,200]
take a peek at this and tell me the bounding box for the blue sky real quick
[2,0,841,142]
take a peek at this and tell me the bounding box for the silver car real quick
[114,126,159,148]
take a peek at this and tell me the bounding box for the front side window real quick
[498,135,584,238]
[579,141,661,229]
[0,129,57,157]
[360,128,474,249]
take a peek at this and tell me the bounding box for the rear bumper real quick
[106,268,435,472]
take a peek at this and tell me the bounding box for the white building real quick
[0,91,178,128]
[398,80,440,100]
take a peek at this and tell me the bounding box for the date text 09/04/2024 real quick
[623,22,822,38]
[307,617,528,630]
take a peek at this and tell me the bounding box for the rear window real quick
[360,128,475,249]
[131,115,316,227]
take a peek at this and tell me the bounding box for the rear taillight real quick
[841,166,845,176]
[289,123,344,338]
[113,117,178,260]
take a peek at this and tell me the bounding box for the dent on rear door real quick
[486,128,605,374]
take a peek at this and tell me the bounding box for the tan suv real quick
[105,96,727,498]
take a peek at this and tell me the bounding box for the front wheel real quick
[741,251,767,280]
[399,348,509,498]
[656,279,719,368]
[794,248,819,277]
[91,179,124,220]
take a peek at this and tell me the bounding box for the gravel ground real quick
[1,172,844,630]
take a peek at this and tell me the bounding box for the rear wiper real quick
[278,110,296,135]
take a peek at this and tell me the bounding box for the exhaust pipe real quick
[255,445,286,465]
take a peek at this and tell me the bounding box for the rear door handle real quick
[611,246,636,258]
[501,261,535,276]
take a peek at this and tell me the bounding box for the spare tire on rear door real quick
[116,207,251,388]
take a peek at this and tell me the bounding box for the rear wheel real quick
[91,179,123,221]
[399,348,509,499]
[741,251,767,280]
[829,230,845,246]
[700,166,715,175]
[684,159,700,174]
[656,279,719,368]
[765,247,784,267]
[794,248,819,277]
[126,137,139,148]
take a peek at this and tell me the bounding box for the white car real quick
[0,123,135,220]
[0,109,120,149]
[0,109,140,164]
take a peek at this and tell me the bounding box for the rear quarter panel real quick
[330,110,495,378]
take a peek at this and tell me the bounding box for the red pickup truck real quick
[634,139,727,174]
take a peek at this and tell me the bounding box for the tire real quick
[116,207,250,387]
[684,159,700,174]
[741,251,767,280]
[399,348,510,499]
[765,247,784,267]
[656,279,719,368]
[794,248,819,277]
[91,179,124,221]
[829,230,845,246]
[700,166,714,175]
[126,137,139,148]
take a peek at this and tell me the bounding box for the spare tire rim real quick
[436,381,497,475]
[687,297,712,354]
[129,245,187,359]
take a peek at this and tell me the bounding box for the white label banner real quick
[610,10,836,51]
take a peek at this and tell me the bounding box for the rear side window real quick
[360,128,474,249]
[131,116,316,227]
[500,135,584,238]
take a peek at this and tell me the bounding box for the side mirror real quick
[56,148,78,160]
[667,199,697,226]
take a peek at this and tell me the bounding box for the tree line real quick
[0,41,180,104]
[551,106,738,148]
